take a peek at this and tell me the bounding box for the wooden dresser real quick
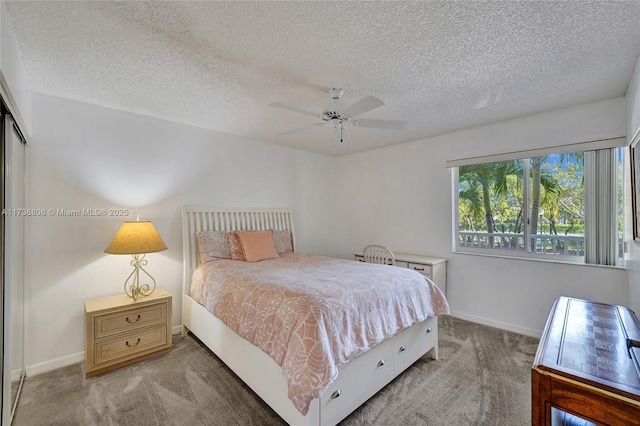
[354,252,447,295]
[84,289,172,378]
[532,296,640,425]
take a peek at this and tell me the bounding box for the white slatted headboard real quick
[181,206,295,296]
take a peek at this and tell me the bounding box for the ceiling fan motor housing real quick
[323,88,347,124]
[322,110,345,122]
[320,87,349,124]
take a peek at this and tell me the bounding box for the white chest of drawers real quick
[354,253,447,295]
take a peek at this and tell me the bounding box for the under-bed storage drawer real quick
[321,341,394,425]
[318,317,438,425]
[394,317,438,372]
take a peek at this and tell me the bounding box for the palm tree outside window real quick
[456,148,623,266]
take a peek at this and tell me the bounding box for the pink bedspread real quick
[190,254,449,414]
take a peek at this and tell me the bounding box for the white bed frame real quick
[181,206,439,426]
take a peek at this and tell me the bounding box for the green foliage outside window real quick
[458,154,585,240]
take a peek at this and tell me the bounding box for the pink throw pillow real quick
[235,230,279,262]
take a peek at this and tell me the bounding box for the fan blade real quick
[354,118,408,130]
[278,124,318,135]
[341,96,384,118]
[270,102,319,117]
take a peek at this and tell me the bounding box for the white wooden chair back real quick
[363,245,395,266]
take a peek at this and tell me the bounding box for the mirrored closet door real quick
[2,113,26,425]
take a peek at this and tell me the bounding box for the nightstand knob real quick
[426,327,432,334]
[125,338,141,347]
[331,389,341,399]
[399,344,407,352]
[126,314,141,324]
[377,359,385,367]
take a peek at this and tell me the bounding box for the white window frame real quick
[450,138,627,267]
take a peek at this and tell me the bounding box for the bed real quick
[181,206,449,426]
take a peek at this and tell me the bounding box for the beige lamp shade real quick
[104,221,168,254]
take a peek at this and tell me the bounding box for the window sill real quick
[453,247,626,270]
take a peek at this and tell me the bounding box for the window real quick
[455,147,624,266]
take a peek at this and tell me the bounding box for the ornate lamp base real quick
[124,254,157,301]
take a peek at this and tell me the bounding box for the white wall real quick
[24,91,633,373]
[22,90,635,371]
[0,1,30,134]
[626,52,640,315]
[337,97,629,337]
[24,92,337,373]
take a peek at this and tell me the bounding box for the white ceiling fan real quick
[270,88,408,143]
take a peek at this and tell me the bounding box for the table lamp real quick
[104,215,167,301]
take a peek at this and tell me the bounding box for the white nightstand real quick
[84,288,172,378]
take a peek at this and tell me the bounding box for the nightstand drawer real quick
[85,289,172,378]
[94,302,168,339]
[408,262,432,278]
[94,324,168,365]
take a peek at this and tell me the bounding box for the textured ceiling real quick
[6,1,640,157]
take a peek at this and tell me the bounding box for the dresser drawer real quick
[94,324,168,365]
[408,262,432,278]
[354,253,447,295]
[94,302,168,339]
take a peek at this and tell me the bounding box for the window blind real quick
[584,149,618,265]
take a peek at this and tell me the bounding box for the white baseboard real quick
[450,310,541,338]
[11,369,23,382]
[25,325,186,377]
[25,351,84,377]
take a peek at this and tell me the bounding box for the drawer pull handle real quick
[331,389,341,399]
[126,315,141,324]
[377,359,385,367]
[125,338,141,347]
[399,344,407,352]
[426,327,432,334]
[413,267,425,271]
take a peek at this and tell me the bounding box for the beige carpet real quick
[12,316,539,426]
